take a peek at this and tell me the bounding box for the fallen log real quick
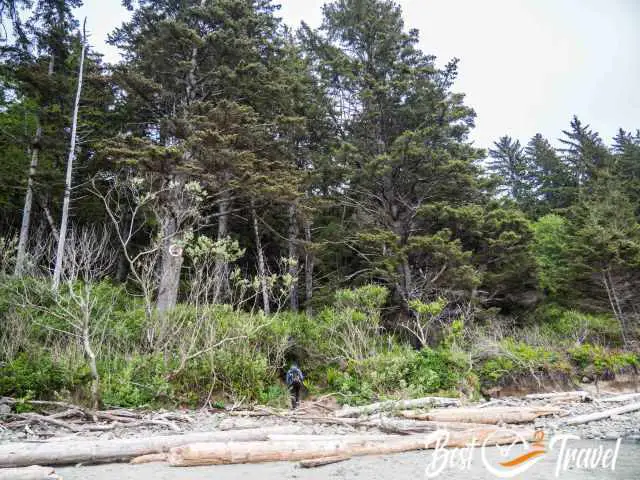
[0,425,304,468]
[129,453,168,464]
[299,456,351,468]
[168,427,535,466]
[335,396,460,418]
[555,402,640,426]
[399,406,562,424]
[0,466,59,480]
[267,434,395,442]
[600,393,640,403]
[524,391,592,402]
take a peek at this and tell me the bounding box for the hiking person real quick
[285,363,304,409]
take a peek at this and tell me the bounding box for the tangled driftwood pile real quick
[2,391,640,479]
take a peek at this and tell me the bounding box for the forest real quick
[0,0,639,410]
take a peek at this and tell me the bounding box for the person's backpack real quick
[286,365,304,386]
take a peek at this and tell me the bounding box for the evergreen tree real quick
[488,136,534,211]
[524,133,573,215]
[307,0,485,313]
[559,115,611,190]
[108,0,304,311]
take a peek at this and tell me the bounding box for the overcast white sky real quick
[76,0,639,149]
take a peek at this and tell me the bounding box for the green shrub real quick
[568,344,638,376]
[479,338,569,387]
[326,346,468,405]
[101,354,174,407]
[537,304,622,346]
[0,351,89,400]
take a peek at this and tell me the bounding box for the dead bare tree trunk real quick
[304,218,314,316]
[14,57,55,277]
[14,122,42,277]
[52,21,87,290]
[213,190,231,303]
[288,203,299,311]
[251,199,270,314]
[603,268,628,348]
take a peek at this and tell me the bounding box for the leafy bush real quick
[479,338,569,387]
[317,286,389,361]
[0,351,89,399]
[327,346,468,405]
[101,354,174,407]
[568,344,638,377]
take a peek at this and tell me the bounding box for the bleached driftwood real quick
[299,456,351,468]
[129,453,168,464]
[267,434,395,442]
[0,465,59,480]
[0,425,303,468]
[524,391,592,402]
[600,393,640,403]
[399,406,563,424]
[168,428,535,466]
[335,397,460,418]
[555,402,640,426]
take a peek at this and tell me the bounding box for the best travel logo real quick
[424,429,622,478]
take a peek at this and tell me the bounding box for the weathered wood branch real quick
[299,456,351,468]
[335,396,460,418]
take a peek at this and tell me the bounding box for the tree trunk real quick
[52,26,86,290]
[37,194,59,242]
[82,321,100,410]
[251,199,270,314]
[14,121,42,277]
[0,426,304,468]
[156,212,183,313]
[287,203,299,311]
[212,190,231,303]
[14,56,55,277]
[303,218,314,316]
[603,269,628,348]
[168,428,535,466]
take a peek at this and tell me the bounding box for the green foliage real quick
[327,346,468,405]
[479,339,568,387]
[0,351,89,399]
[538,304,622,346]
[101,354,173,407]
[532,214,572,296]
[568,344,638,376]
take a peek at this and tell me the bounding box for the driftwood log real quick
[555,402,640,426]
[168,428,535,466]
[399,406,563,424]
[0,466,59,480]
[335,396,460,418]
[129,453,168,464]
[600,393,640,403]
[524,391,592,402]
[0,426,303,468]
